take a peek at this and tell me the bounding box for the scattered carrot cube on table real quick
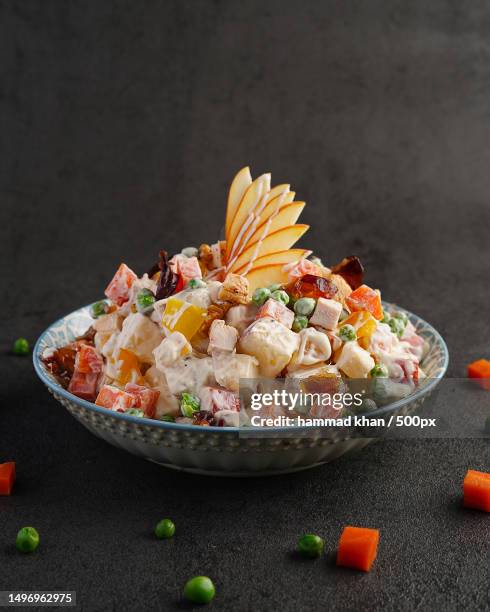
[463,469,490,512]
[336,526,380,572]
[0,462,16,495]
[467,359,490,390]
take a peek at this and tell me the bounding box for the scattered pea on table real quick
[155,518,175,539]
[13,338,30,356]
[298,534,325,558]
[184,576,216,604]
[16,527,40,553]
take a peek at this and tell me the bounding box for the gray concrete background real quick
[1,1,489,610]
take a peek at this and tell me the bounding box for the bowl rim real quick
[33,302,449,434]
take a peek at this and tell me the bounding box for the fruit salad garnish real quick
[42,167,427,426]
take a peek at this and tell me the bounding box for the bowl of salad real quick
[33,167,448,476]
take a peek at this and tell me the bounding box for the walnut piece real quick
[218,273,250,305]
[200,303,232,335]
[328,273,352,306]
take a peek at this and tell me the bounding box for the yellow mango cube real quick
[115,348,144,385]
[341,310,377,349]
[161,298,207,341]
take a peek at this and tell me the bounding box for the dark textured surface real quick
[1,1,489,610]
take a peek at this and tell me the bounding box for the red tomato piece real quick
[0,462,16,496]
[104,263,138,306]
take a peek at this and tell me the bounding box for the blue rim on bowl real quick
[33,302,449,435]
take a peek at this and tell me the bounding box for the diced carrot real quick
[336,526,380,572]
[345,285,383,321]
[463,469,490,512]
[0,462,16,496]
[467,359,490,390]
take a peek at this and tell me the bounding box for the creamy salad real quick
[43,167,426,427]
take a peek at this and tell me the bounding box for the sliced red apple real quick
[229,224,310,272]
[225,166,252,242]
[226,173,271,260]
[234,249,312,274]
[245,263,292,293]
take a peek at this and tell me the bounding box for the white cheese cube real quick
[336,341,375,378]
[309,297,343,331]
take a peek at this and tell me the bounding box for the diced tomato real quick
[200,387,240,414]
[345,284,383,320]
[95,385,135,412]
[337,526,380,572]
[170,255,202,284]
[104,263,138,306]
[467,359,490,390]
[256,298,294,328]
[463,469,490,512]
[0,462,16,495]
[124,383,160,418]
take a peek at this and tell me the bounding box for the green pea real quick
[388,317,405,338]
[380,310,391,324]
[16,527,39,553]
[160,415,175,423]
[90,300,109,319]
[188,278,206,289]
[370,364,389,378]
[181,247,199,258]
[180,392,200,417]
[294,297,316,316]
[339,324,356,342]
[298,534,324,558]
[184,576,216,604]
[268,283,282,292]
[126,408,145,417]
[252,287,271,307]
[13,338,30,356]
[393,311,408,325]
[271,290,290,305]
[136,289,156,315]
[292,315,308,333]
[155,518,175,539]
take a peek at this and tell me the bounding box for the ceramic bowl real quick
[33,303,448,476]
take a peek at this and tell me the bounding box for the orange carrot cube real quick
[463,469,490,512]
[345,285,383,321]
[337,526,380,572]
[104,263,138,306]
[467,359,490,390]
[0,462,16,496]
